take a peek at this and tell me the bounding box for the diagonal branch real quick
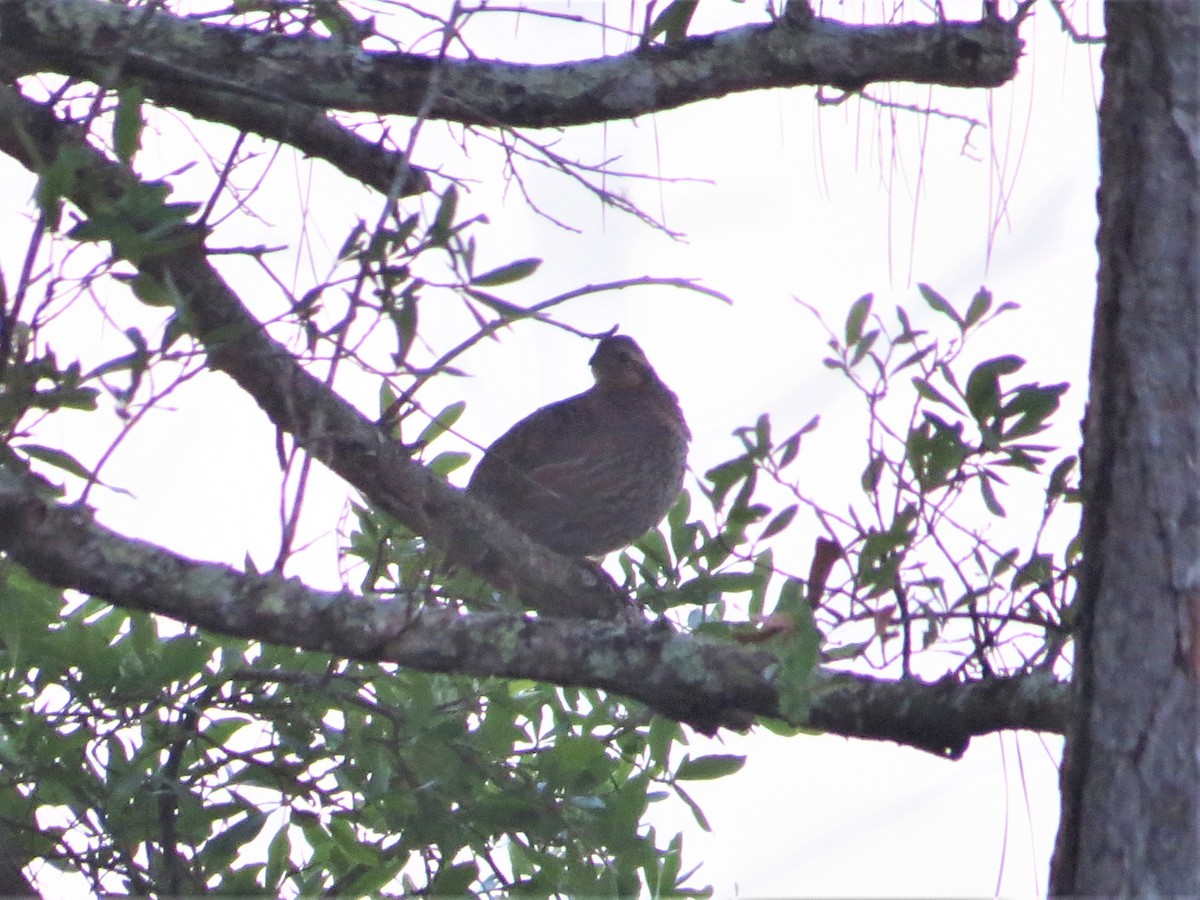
[2,0,1025,129]
[0,464,1068,754]
[0,45,428,200]
[132,80,431,198]
[0,80,621,619]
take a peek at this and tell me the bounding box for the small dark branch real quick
[152,89,430,198]
[858,88,986,131]
[0,464,1069,751]
[1048,0,1104,44]
[6,0,1026,129]
[0,215,45,389]
[893,579,913,678]
[153,697,208,896]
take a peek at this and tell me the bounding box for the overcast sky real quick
[1,0,1104,894]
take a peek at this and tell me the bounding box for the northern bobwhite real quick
[468,334,690,558]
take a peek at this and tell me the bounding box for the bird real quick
[468,333,690,558]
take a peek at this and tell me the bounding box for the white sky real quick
[0,0,1104,894]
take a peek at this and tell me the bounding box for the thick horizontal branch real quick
[0,465,1068,753]
[0,81,620,620]
[2,0,1024,130]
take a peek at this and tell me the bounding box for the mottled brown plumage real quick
[468,335,689,558]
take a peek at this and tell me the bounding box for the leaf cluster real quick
[0,562,721,896]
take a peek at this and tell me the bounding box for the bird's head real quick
[589,334,656,390]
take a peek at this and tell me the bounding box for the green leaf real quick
[427,451,469,476]
[672,784,712,833]
[203,812,269,875]
[906,414,970,491]
[912,376,963,413]
[389,293,417,363]
[417,400,466,446]
[965,355,1024,424]
[774,612,821,720]
[264,820,291,890]
[1001,382,1069,440]
[752,413,771,456]
[917,283,962,327]
[861,454,885,493]
[655,832,684,897]
[666,491,697,561]
[161,313,189,352]
[891,344,935,375]
[978,475,1006,517]
[471,257,542,287]
[18,444,94,481]
[35,385,100,412]
[991,548,1020,577]
[675,754,746,781]
[758,717,806,737]
[634,526,672,571]
[465,288,527,318]
[34,146,88,231]
[699,572,759,596]
[1012,553,1054,590]
[428,185,458,245]
[1048,455,1078,499]
[427,860,479,895]
[644,0,699,43]
[776,416,818,468]
[848,329,879,367]
[760,504,798,540]
[378,380,398,422]
[337,220,366,260]
[894,305,920,342]
[85,328,149,383]
[964,286,993,327]
[844,293,873,344]
[329,816,376,866]
[113,85,145,165]
[704,454,753,511]
[822,639,871,662]
[771,579,821,720]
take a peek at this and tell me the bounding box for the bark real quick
[1050,2,1200,893]
[0,463,1068,752]
[0,0,1024,129]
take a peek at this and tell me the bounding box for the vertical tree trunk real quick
[1051,2,1200,893]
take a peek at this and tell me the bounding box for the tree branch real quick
[0,464,1067,754]
[130,80,431,198]
[0,80,621,619]
[0,58,428,201]
[2,0,1025,129]
[0,78,1069,754]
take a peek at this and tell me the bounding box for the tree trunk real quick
[1051,2,1200,892]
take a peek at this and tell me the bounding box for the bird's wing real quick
[472,393,623,496]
